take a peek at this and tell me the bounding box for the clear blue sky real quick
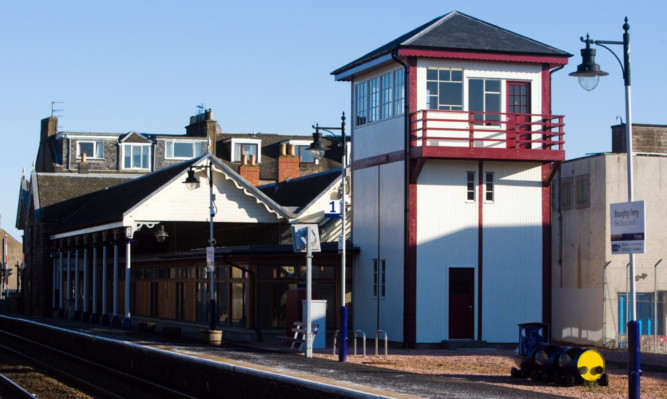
[1,0,665,241]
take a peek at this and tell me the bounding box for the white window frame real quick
[282,140,319,164]
[466,171,476,202]
[165,140,204,160]
[426,67,464,111]
[484,172,494,203]
[355,69,404,127]
[229,138,262,163]
[121,143,151,170]
[76,140,104,159]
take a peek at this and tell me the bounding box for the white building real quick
[332,11,571,346]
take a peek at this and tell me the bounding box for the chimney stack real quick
[239,152,259,186]
[40,116,58,142]
[186,109,218,156]
[276,143,300,183]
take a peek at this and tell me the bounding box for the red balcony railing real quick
[410,110,565,162]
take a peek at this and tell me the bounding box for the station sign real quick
[610,200,645,254]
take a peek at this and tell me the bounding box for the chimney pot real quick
[250,154,256,165]
[241,154,248,165]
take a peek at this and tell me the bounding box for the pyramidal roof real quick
[332,11,571,76]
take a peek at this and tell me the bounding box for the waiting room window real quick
[466,171,476,201]
[122,144,150,170]
[166,141,203,159]
[77,141,104,159]
[426,68,463,111]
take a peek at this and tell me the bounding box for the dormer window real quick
[281,140,316,164]
[228,138,262,163]
[77,141,104,159]
[166,141,203,159]
[121,143,151,170]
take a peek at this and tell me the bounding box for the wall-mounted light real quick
[154,225,169,243]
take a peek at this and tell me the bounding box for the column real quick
[100,241,110,326]
[52,253,57,310]
[122,235,133,329]
[58,250,65,317]
[73,247,81,320]
[111,236,121,328]
[91,241,100,324]
[82,245,90,322]
[66,249,72,318]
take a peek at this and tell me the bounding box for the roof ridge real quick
[402,11,457,46]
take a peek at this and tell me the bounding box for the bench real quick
[278,321,319,351]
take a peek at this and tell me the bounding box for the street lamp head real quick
[569,35,609,91]
[308,131,327,160]
[183,168,200,190]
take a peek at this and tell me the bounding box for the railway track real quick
[0,329,197,399]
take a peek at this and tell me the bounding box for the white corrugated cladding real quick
[415,59,543,114]
[352,161,405,342]
[482,161,542,342]
[416,159,479,343]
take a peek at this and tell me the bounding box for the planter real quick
[200,329,223,345]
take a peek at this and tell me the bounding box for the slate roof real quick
[52,153,294,235]
[53,158,199,233]
[332,10,572,76]
[35,173,139,224]
[216,133,342,182]
[258,169,341,214]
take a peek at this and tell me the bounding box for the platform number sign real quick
[325,200,342,219]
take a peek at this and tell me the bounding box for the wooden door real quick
[507,81,531,148]
[449,268,475,339]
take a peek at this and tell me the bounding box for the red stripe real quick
[477,161,484,341]
[399,49,569,66]
[542,164,552,325]
[404,57,418,347]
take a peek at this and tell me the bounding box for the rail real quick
[375,330,388,357]
[354,330,366,357]
[0,372,36,398]
[410,110,564,157]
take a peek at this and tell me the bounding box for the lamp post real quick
[308,112,348,362]
[570,17,641,398]
[184,160,217,331]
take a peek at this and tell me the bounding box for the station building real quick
[17,111,352,339]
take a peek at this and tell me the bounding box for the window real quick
[560,177,573,210]
[575,174,590,208]
[355,69,404,126]
[485,172,494,202]
[122,144,150,170]
[166,141,203,159]
[227,138,262,163]
[234,143,257,162]
[469,79,501,123]
[355,83,367,126]
[373,259,386,298]
[77,141,104,159]
[368,77,380,123]
[296,145,315,163]
[426,68,463,111]
[466,171,476,201]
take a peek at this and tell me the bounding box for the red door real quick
[507,81,531,149]
[449,268,475,339]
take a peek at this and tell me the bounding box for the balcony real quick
[410,110,565,162]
